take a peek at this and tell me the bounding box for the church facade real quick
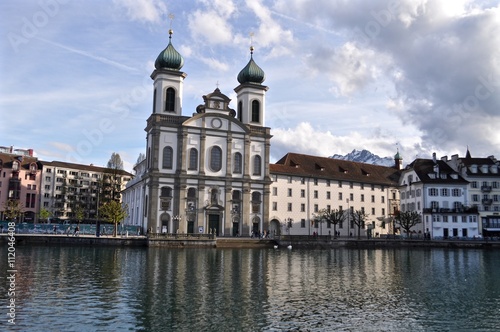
[122,30,272,236]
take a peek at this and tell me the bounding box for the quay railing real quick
[148,233,215,240]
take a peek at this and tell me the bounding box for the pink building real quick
[0,147,42,222]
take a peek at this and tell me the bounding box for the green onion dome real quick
[155,29,184,70]
[237,46,265,84]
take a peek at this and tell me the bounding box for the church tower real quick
[151,29,186,116]
[234,46,268,126]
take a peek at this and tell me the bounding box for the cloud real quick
[188,10,234,45]
[36,37,139,73]
[113,0,167,24]
[245,0,294,57]
[305,42,392,96]
[270,122,421,162]
[275,0,500,157]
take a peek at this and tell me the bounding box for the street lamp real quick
[173,215,181,234]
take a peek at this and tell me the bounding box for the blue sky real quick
[1,0,499,172]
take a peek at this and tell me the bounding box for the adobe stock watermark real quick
[354,1,402,47]
[6,221,17,325]
[65,75,151,163]
[7,0,70,53]
[431,73,500,145]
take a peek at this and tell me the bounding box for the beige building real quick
[268,153,401,237]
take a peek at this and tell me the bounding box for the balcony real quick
[482,199,493,205]
[481,186,492,192]
[423,206,478,214]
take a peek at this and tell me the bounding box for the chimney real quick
[28,149,33,157]
[432,152,437,164]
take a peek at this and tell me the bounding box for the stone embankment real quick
[2,234,499,249]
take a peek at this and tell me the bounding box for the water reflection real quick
[1,246,499,331]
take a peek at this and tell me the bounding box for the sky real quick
[1,0,499,173]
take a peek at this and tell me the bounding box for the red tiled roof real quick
[270,153,400,185]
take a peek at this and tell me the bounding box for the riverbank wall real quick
[2,234,500,249]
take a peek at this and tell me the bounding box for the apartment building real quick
[444,149,500,236]
[0,147,42,222]
[399,153,479,239]
[40,161,132,222]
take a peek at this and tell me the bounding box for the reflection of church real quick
[123,29,272,236]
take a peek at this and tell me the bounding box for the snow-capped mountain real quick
[330,149,394,167]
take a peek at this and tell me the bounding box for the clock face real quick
[211,118,222,129]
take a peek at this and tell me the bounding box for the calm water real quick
[1,245,500,332]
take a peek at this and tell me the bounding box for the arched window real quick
[210,146,222,172]
[237,101,243,121]
[187,188,196,199]
[189,148,198,170]
[153,88,157,113]
[160,187,172,198]
[253,155,262,175]
[162,146,173,169]
[251,100,260,122]
[165,87,175,112]
[233,152,242,174]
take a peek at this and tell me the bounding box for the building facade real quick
[122,31,272,236]
[268,153,401,237]
[399,153,479,239]
[0,147,42,222]
[444,149,500,236]
[39,161,132,222]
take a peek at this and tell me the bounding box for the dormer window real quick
[12,160,19,171]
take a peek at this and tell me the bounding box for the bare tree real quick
[351,209,369,239]
[395,211,422,238]
[107,152,124,170]
[104,152,124,202]
[316,208,345,238]
[135,153,146,168]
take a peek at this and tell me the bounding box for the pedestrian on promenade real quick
[74,225,80,236]
[53,225,57,234]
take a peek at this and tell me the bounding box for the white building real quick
[399,153,479,239]
[40,161,132,222]
[122,30,272,236]
[444,149,500,236]
[268,153,401,237]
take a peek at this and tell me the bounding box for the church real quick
[122,29,272,236]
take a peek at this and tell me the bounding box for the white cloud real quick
[245,0,294,57]
[113,0,167,24]
[188,10,234,45]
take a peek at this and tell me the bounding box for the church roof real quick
[237,46,265,84]
[154,29,184,70]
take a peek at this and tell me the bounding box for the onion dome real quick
[237,46,265,84]
[155,29,184,70]
[394,150,401,160]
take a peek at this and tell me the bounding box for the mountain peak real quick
[330,149,394,167]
